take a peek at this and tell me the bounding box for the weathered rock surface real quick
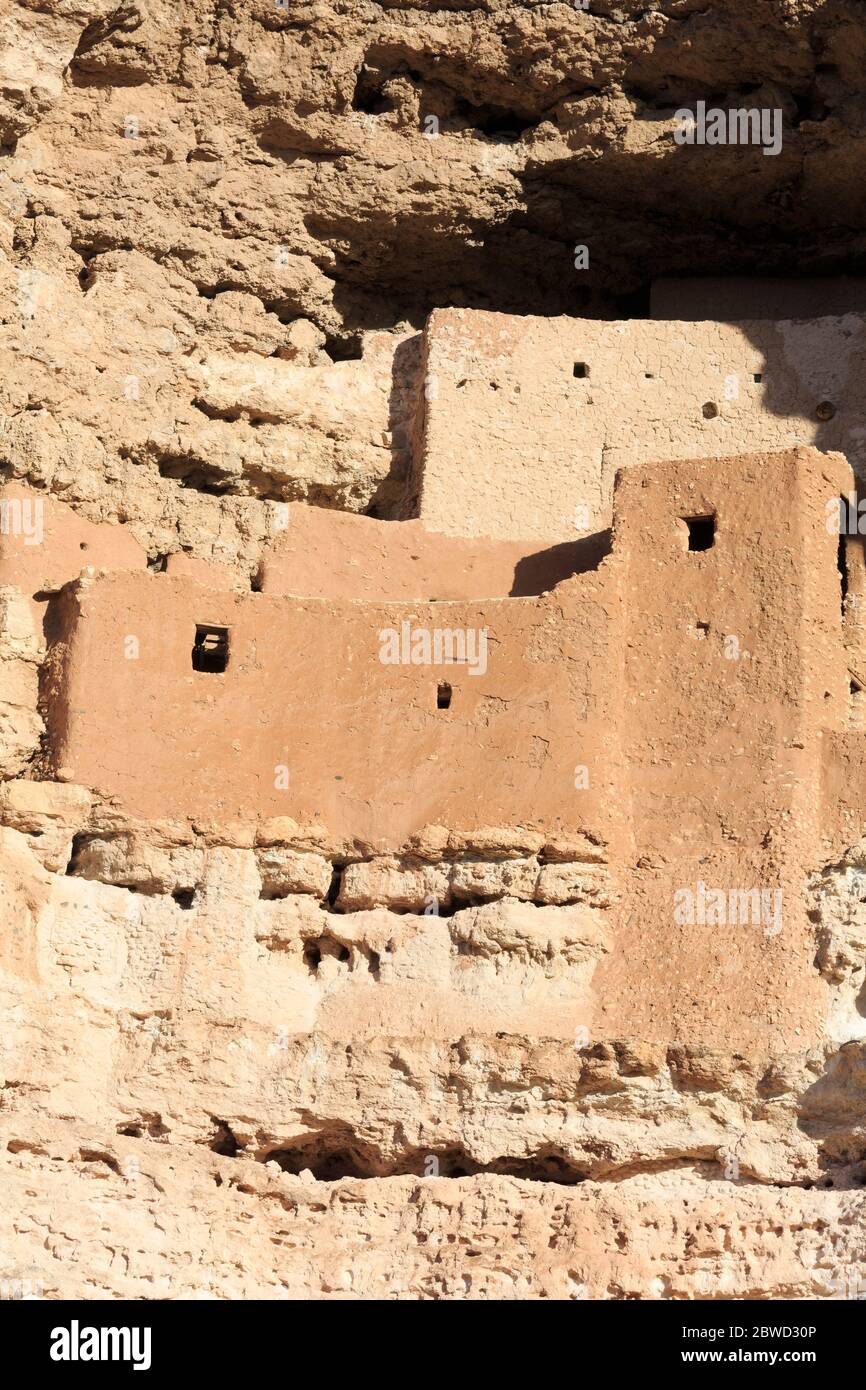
[4,1129,866,1301]
[3,2,866,557]
[5,0,866,1304]
[1,810,866,1298]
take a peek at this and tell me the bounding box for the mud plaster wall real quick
[43,449,853,838]
[48,571,617,841]
[419,308,866,541]
[258,505,594,602]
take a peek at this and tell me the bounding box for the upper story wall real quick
[42,448,852,854]
[258,505,601,601]
[417,308,866,541]
[0,479,598,614]
[613,446,852,857]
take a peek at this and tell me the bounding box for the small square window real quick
[192,624,229,673]
[682,515,716,552]
[573,362,589,378]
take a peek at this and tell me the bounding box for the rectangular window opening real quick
[437,681,452,710]
[192,624,229,673]
[683,514,716,552]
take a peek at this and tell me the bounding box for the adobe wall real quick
[258,506,600,601]
[47,448,853,852]
[596,446,852,1044]
[0,483,145,776]
[617,447,851,854]
[418,308,866,542]
[48,571,619,848]
[0,480,595,610]
[0,481,146,617]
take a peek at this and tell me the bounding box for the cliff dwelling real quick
[4,0,866,1326]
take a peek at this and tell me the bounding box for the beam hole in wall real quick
[753,373,763,383]
[172,888,196,910]
[816,401,837,421]
[437,681,452,709]
[702,401,719,419]
[682,515,716,552]
[573,362,589,378]
[192,624,229,673]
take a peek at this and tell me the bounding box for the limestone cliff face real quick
[4,1,866,1303]
[4,0,866,560]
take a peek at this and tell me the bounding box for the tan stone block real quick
[450,857,539,902]
[536,862,613,907]
[256,847,332,899]
[337,858,450,911]
[72,835,205,893]
[0,780,91,826]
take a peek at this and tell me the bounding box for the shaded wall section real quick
[651,278,866,321]
[259,505,601,600]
